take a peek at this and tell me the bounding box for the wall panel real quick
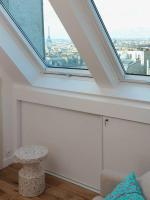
[21,102,102,191]
[103,117,150,175]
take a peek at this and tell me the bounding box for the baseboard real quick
[45,170,100,193]
[3,155,14,168]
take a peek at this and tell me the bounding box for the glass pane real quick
[43,0,86,69]
[93,0,150,76]
[0,0,87,70]
[1,0,45,59]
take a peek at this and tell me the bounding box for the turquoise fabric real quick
[104,172,145,200]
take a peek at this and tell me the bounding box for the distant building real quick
[127,61,146,75]
[119,49,150,75]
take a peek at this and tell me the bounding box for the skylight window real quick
[1,0,87,71]
[43,0,87,70]
[92,0,150,76]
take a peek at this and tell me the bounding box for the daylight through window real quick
[0,0,87,70]
[43,0,87,70]
[92,0,150,76]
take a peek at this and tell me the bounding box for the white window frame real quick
[44,67,92,78]
[90,0,150,84]
[2,0,150,89]
[48,0,121,88]
[44,0,122,82]
[124,74,150,84]
[0,1,91,78]
[43,0,91,78]
[46,0,150,85]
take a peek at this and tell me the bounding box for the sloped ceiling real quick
[0,48,29,84]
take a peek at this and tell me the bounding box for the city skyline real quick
[43,0,150,74]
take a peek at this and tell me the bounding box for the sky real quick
[43,0,70,40]
[94,0,150,39]
[44,0,150,40]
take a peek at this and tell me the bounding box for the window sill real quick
[33,74,101,95]
[15,74,150,125]
[32,73,150,104]
[123,74,150,84]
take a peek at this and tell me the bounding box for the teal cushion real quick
[104,172,145,200]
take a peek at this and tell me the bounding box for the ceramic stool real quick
[15,145,48,197]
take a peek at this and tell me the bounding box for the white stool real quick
[15,145,48,197]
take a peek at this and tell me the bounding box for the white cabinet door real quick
[21,102,103,190]
[103,117,150,175]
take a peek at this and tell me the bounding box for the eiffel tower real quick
[47,26,52,51]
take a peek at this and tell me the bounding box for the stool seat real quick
[15,145,48,164]
[15,145,48,197]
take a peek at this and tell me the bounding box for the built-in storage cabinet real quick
[21,102,102,191]
[20,101,150,191]
[103,117,150,176]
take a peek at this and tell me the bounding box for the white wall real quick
[0,49,27,166]
[0,59,14,163]
[0,79,3,168]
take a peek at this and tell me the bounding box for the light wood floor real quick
[0,164,98,200]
